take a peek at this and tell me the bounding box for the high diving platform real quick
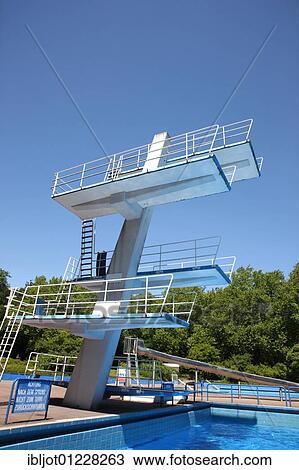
[1,117,262,410]
[6,274,195,339]
[65,235,236,289]
[52,120,262,220]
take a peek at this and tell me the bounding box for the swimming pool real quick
[1,404,299,450]
[133,407,299,450]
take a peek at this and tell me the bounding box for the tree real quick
[0,268,10,320]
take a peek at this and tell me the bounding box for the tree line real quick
[0,264,298,381]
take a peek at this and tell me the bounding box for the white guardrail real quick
[64,236,236,282]
[5,274,196,322]
[52,119,253,195]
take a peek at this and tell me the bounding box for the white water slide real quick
[137,342,299,391]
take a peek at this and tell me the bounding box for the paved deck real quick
[0,381,164,430]
[0,380,298,431]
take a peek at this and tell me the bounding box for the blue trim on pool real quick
[1,401,299,449]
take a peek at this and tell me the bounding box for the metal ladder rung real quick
[0,297,24,381]
[80,219,95,278]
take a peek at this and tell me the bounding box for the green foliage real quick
[187,326,221,363]
[5,358,27,374]
[34,330,82,356]
[0,264,299,383]
[0,268,10,320]
[130,264,299,382]
[286,343,299,381]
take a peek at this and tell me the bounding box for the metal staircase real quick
[0,289,26,380]
[80,219,95,278]
[0,255,81,380]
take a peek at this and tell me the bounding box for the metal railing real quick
[25,352,77,381]
[5,274,196,321]
[188,382,299,408]
[65,236,236,282]
[52,119,253,196]
[110,356,163,388]
[24,352,163,388]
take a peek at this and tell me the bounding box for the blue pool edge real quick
[1,401,299,449]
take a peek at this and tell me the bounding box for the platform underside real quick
[21,313,189,339]
[53,155,230,219]
[212,141,259,182]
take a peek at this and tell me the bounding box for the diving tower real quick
[0,118,262,410]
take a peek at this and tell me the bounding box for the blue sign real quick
[12,379,51,414]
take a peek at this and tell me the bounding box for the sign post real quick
[5,378,52,424]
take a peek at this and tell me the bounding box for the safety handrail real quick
[5,274,196,321]
[52,119,253,196]
[65,236,236,282]
[204,383,298,407]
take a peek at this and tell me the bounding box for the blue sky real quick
[0,0,298,287]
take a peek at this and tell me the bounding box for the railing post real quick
[54,357,59,381]
[246,119,253,140]
[185,133,188,160]
[80,164,86,189]
[65,283,72,318]
[104,279,108,302]
[159,244,162,270]
[33,285,40,318]
[62,356,67,382]
[210,125,219,152]
[152,360,156,387]
[214,236,221,266]
[145,277,149,317]
[279,387,282,402]
[33,353,38,376]
[53,172,59,196]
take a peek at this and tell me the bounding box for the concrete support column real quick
[63,132,169,410]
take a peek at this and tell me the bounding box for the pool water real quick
[1,405,299,450]
[133,414,299,450]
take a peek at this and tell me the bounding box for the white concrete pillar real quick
[63,132,169,410]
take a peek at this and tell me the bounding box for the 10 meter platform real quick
[52,120,261,220]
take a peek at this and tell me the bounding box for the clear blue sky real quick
[0,0,298,287]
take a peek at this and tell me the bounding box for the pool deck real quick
[0,380,298,431]
[0,381,166,430]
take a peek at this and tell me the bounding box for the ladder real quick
[80,219,95,278]
[0,289,26,381]
[123,337,140,387]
